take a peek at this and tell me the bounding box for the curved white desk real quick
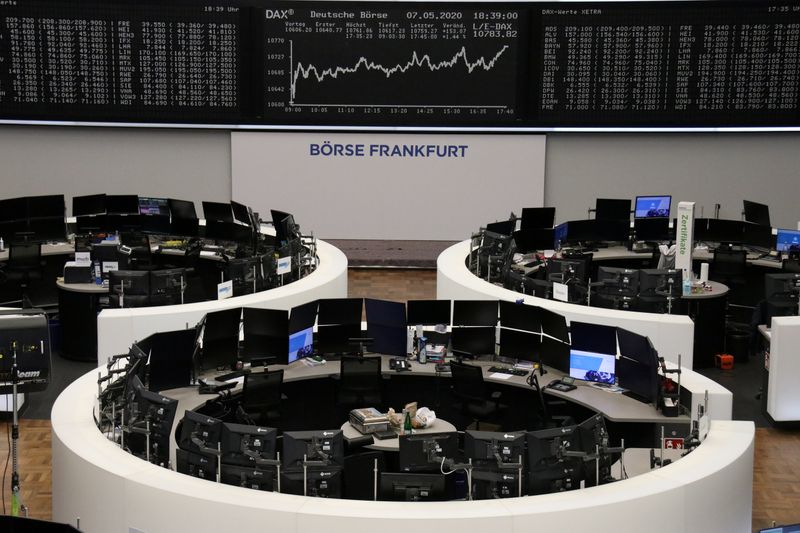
[438,241,696,369]
[52,367,752,533]
[95,239,348,366]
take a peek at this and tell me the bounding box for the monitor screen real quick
[594,219,631,242]
[463,430,525,464]
[634,196,671,218]
[220,464,277,492]
[616,328,658,367]
[513,228,555,253]
[202,201,233,223]
[178,410,222,456]
[271,209,297,246]
[540,336,570,373]
[27,195,65,219]
[450,326,495,357]
[138,197,170,216]
[316,323,362,355]
[399,432,458,472]
[569,321,617,355]
[743,223,775,250]
[0,197,26,222]
[569,349,616,384]
[317,298,363,326]
[282,430,344,469]
[699,219,745,243]
[220,422,278,467]
[776,229,800,253]
[289,300,318,333]
[485,219,516,236]
[743,200,771,227]
[759,524,800,533]
[241,308,289,364]
[168,198,198,220]
[288,326,314,364]
[617,357,658,403]
[539,307,569,343]
[633,217,671,241]
[105,195,139,215]
[73,194,107,217]
[142,329,195,393]
[28,217,67,242]
[520,207,556,230]
[499,300,541,333]
[380,472,447,502]
[526,425,582,495]
[230,201,252,226]
[595,198,631,221]
[365,298,406,327]
[406,300,450,326]
[452,300,498,327]
[498,328,540,362]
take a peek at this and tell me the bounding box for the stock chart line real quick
[288,40,511,107]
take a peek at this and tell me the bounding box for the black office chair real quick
[120,232,153,270]
[343,451,385,500]
[711,248,747,287]
[336,356,383,409]
[237,369,284,426]
[449,361,503,431]
[4,242,43,308]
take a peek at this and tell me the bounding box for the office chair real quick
[343,451,385,500]
[4,242,43,308]
[120,232,153,270]
[180,239,206,303]
[336,356,383,409]
[710,248,747,287]
[449,361,503,431]
[237,369,284,426]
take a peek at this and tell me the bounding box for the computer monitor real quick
[318,298,363,326]
[594,219,631,242]
[365,299,407,356]
[539,307,569,343]
[0,197,26,222]
[220,422,278,467]
[399,432,459,472]
[470,468,521,500]
[407,300,451,326]
[201,307,242,372]
[485,219,516,236]
[521,207,556,230]
[513,229,555,253]
[138,197,170,216]
[282,430,344,469]
[226,257,258,296]
[464,430,525,465]
[288,326,314,364]
[289,300,318,333]
[499,300,541,333]
[452,300,498,327]
[569,349,616,384]
[595,198,631,221]
[743,223,775,250]
[554,220,596,247]
[526,425,582,495]
[220,464,278,491]
[176,449,217,481]
[380,472,447,501]
[577,414,617,486]
[597,267,639,298]
[498,328,540,362]
[168,198,199,236]
[241,308,289,365]
[28,217,67,242]
[776,229,800,254]
[634,196,671,219]
[230,201,253,226]
[149,268,185,306]
[128,388,177,465]
[202,201,233,223]
[316,323,362,355]
[271,209,298,247]
[178,410,223,456]
[743,200,771,227]
[616,328,658,367]
[27,194,65,219]
[450,327,495,358]
[281,466,343,498]
[73,194,107,217]
[764,273,800,299]
[569,321,617,355]
[617,356,659,403]
[139,329,195,393]
[547,258,589,284]
[638,269,682,298]
[540,336,570,373]
[106,195,139,215]
[633,217,672,242]
[698,219,745,244]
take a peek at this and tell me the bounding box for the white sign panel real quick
[75,252,91,265]
[277,256,292,275]
[101,261,118,274]
[552,282,569,302]
[217,280,233,300]
[675,201,695,277]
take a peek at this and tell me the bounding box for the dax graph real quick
[262,5,524,124]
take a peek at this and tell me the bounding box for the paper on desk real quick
[489,373,514,380]
[224,376,246,385]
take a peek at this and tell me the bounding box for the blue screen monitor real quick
[569,349,615,384]
[776,229,800,253]
[288,326,314,364]
[634,196,671,219]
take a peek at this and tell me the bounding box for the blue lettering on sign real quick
[309,141,468,158]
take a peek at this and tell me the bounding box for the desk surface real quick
[683,280,729,300]
[56,278,108,294]
[340,418,458,452]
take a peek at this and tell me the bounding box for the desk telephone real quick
[547,376,577,392]
[389,358,410,372]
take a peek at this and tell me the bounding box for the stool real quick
[715,354,734,370]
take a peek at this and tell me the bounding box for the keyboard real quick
[488,366,529,377]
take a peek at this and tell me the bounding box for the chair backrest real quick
[242,369,284,412]
[343,451,384,500]
[449,361,486,402]
[712,248,747,278]
[8,242,41,268]
[340,356,382,392]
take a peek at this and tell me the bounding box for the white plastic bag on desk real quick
[415,407,436,428]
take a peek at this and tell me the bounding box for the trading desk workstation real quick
[51,296,748,533]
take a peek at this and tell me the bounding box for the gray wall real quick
[0,126,231,216]
[0,125,798,231]
[545,133,800,230]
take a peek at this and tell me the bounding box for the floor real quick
[0,268,797,532]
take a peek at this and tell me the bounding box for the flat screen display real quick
[776,229,800,253]
[569,349,615,384]
[634,196,671,218]
[138,197,170,216]
[288,326,314,364]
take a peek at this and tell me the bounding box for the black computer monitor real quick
[638,269,682,298]
[577,414,617,486]
[569,321,617,355]
[699,219,745,244]
[28,217,67,242]
[226,257,258,296]
[380,472,447,501]
[450,326,495,358]
[178,410,223,456]
[594,219,631,242]
[758,524,800,533]
[464,430,525,465]
[201,307,242,372]
[365,298,406,327]
[776,229,800,254]
[168,198,199,237]
[176,448,217,480]
[365,299,407,356]
[547,258,589,284]
[634,196,671,219]
[73,194,106,217]
[633,218,672,242]
[316,323,362,355]
[485,219,516,237]
[521,207,556,230]
[617,356,659,403]
[282,430,344,469]
[595,198,631,221]
[616,328,659,367]
[526,425,582,495]
[597,267,639,298]
[139,329,195,393]
[220,422,278,467]
[138,197,170,216]
[764,273,800,299]
[26,194,65,219]
[513,228,555,253]
[452,300,498,327]
[281,466,343,498]
[498,328,540,362]
[743,200,771,227]
[288,326,314,364]
[202,201,233,223]
[220,464,278,491]
[569,348,616,384]
[540,336,570,373]
[399,432,459,472]
[290,300,318,335]
[230,201,253,227]
[539,307,569,343]
[271,209,297,247]
[318,298,363,325]
[499,300,541,333]
[149,268,185,306]
[406,300,451,326]
[241,308,289,365]
[129,388,177,465]
[743,223,775,250]
[106,195,139,215]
